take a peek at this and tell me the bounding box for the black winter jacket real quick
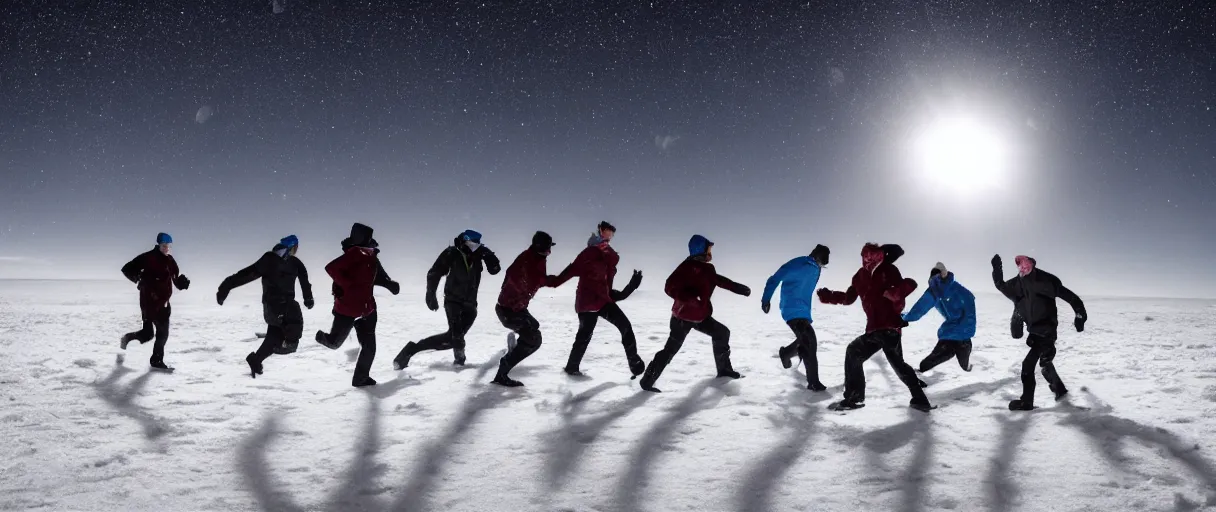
[427,237,502,306]
[994,267,1085,339]
[219,245,314,305]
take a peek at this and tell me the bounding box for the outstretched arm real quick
[715,274,751,297]
[901,289,935,323]
[991,255,1018,300]
[610,270,644,302]
[550,250,589,288]
[818,285,858,306]
[480,247,502,275]
[761,262,791,304]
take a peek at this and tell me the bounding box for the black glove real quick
[761,301,770,314]
[386,281,401,296]
[736,284,752,297]
[304,298,314,310]
[991,254,1002,269]
[1012,321,1024,339]
[426,292,440,312]
[174,275,190,290]
[216,289,228,306]
[332,283,344,299]
[1075,315,1086,332]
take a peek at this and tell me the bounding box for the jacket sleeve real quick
[884,266,918,300]
[374,260,394,289]
[296,258,314,303]
[325,255,348,288]
[820,272,860,305]
[218,259,263,294]
[761,261,792,303]
[481,248,502,275]
[960,287,978,335]
[1054,277,1087,319]
[551,250,589,287]
[715,274,750,296]
[664,265,698,301]
[425,249,452,296]
[121,253,145,284]
[992,266,1018,300]
[901,289,935,323]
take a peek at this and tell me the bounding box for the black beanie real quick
[532,231,555,248]
[810,244,830,266]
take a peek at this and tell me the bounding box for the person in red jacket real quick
[314,223,400,387]
[490,231,560,387]
[120,232,190,371]
[638,235,750,392]
[818,243,934,412]
[550,221,644,377]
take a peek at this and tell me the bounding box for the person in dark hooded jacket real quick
[992,254,1087,410]
[489,231,560,387]
[315,223,401,387]
[638,235,750,392]
[550,221,645,377]
[392,230,501,370]
[818,243,933,412]
[120,232,190,371]
[216,235,314,378]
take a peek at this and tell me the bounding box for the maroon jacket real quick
[326,246,392,318]
[819,245,918,333]
[497,248,557,312]
[553,244,620,313]
[665,257,749,323]
[122,248,183,319]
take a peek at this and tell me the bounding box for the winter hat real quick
[597,221,617,233]
[156,232,173,244]
[280,235,299,248]
[688,234,713,256]
[461,230,483,243]
[930,262,947,279]
[532,231,556,248]
[810,244,830,266]
[347,223,374,246]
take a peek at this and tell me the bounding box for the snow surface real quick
[3,279,1216,511]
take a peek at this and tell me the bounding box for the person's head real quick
[861,243,884,271]
[597,221,616,243]
[156,233,173,255]
[531,231,556,256]
[688,235,714,262]
[1014,255,1036,277]
[810,244,830,267]
[461,230,483,252]
[345,223,375,249]
[280,235,300,257]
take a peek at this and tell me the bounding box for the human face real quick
[704,245,713,262]
[599,228,615,243]
[158,243,172,256]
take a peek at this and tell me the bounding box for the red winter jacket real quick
[819,247,918,333]
[122,248,183,319]
[497,248,557,312]
[665,258,749,323]
[326,247,389,318]
[553,245,619,313]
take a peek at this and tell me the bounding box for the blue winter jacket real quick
[762,256,822,322]
[901,272,976,341]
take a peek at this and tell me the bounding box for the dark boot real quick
[245,353,263,378]
[491,373,524,387]
[628,355,645,378]
[316,330,342,350]
[353,377,377,387]
[909,399,936,412]
[1008,399,1035,411]
[453,347,467,366]
[714,350,741,379]
[564,342,589,375]
[778,344,797,370]
[807,382,827,392]
[393,342,417,371]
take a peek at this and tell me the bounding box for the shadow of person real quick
[238,414,307,512]
[985,413,1034,512]
[388,385,514,512]
[360,376,422,400]
[324,396,386,511]
[543,382,654,490]
[612,378,728,512]
[91,354,170,440]
[733,405,819,512]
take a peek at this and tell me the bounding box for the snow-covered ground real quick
[3,279,1216,512]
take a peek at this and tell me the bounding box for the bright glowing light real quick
[912,116,1010,194]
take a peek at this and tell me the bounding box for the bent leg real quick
[843,332,883,403]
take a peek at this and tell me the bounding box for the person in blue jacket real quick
[901,262,975,373]
[761,244,831,391]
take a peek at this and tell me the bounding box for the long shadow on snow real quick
[612,378,728,512]
[91,354,170,440]
[733,403,819,512]
[238,415,308,512]
[846,411,933,512]
[543,382,654,490]
[324,396,387,511]
[985,414,1033,512]
[389,358,515,512]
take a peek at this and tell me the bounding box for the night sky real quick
[2,1,1213,298]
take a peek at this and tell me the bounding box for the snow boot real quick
[150,361,175,372]
[778,345,797,370]
[717,370,743,379]
[316,330,342,350]
[393,342,417,371]
[1008,399,1035,411]
[245,353,263,378]
[453,347,467,366]
[918,378,929,388]
[910,399,937,413]
[491,374,524,387]
[807,382,828,392]
[120,333,134,350]
[353,377,377,387]
[828,400,865,411]
[628,356,646,379]
[563,366,583,377]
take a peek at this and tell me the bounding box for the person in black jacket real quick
[992,254,1087,410]
[120,232,190,371]
[393,230,501,370]
[216,235,314,378]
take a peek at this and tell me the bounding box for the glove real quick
[991,254,1002,269]
[332,283,344,299]
[304,298,314,310]
[761,301,771,314]
[736,284,751,297]
[216,289,228,306]
[817,288,832,303]
[426,292,439,312]
[627,270,643,289]
[386,281,401,296]
[1075,315,1086,332]
[174,275,191,290]
[1011,321,1024,339]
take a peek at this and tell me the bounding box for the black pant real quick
[918,339,972,372]
[785,319,822,386]
[495,305,541,377]
[126,305,171,365]
[1021,334,1065,402]
[252,301,304,365]
[566,302,639,372]
[843,329,927,404]
[326,311,378,385]
[642,315,733,386]
[414,302,478,353]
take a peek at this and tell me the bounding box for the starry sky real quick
[1,0,1213,298]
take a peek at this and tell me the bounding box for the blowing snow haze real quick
[1,2,1213,298]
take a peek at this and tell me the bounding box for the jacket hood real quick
[688,235,713,256]
[880,244,905,264]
